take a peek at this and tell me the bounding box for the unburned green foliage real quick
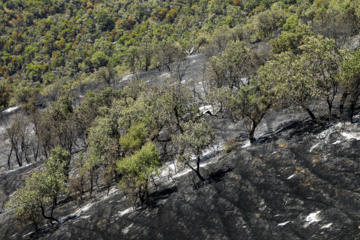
[117,142,161,205]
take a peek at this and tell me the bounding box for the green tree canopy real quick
[174,119,215,181]
[117,142,161,204]
[6,146,70,229]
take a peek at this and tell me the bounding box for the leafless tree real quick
[4,114,33,168]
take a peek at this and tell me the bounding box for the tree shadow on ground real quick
[209,167,234,183]
[144,186,178,209]
[261,119,326,142]
[191,167,234,189]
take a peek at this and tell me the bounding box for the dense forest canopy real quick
[0,0,359,108]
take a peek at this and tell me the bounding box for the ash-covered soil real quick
[1,110,360,240]
[1,53,360,239]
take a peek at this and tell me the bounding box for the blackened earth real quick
[1,54,360,239]
[1,112,360,240]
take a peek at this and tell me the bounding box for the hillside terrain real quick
[1,101,360,239]
[1,0,360,239]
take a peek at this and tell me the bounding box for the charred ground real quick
[1,103,360,239]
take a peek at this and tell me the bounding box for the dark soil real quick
[1,111,360,240]
[1,54,360,240]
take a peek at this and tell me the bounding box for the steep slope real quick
[1,108,360,240]
[50,118,360,240]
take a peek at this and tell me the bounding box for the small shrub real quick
[222,139,238,153]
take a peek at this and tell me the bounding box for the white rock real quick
[341,132,360,140]
[309,143,320,152]
[3,106,20,113]
[287,174,297,180]
[304,211,321,228]
[122,223,134,234]
[118,207,133,217]
[242,140,251,148]
[320,223,333,229]
[278,221,290,227]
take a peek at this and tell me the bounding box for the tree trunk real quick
[349,79,360,123]
[7,147,13,170]
[40,205,59,223]
[33,221,39,232]
[166,63,171,72]
[33,141,40,162]
[50,198,57,221]
[138,185,144,204]
[187,159,205,182]
[328,101,332,120]
[14,148,22,167]
[89,169,94,197]
[79,174,85,197]
[248,120,257,143]
[349,98,358,123]
[301,104,317,122]
[174,106,184,134]
[326,97,332,120]
[339,91,348,115]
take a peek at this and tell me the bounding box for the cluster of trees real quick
[205,15,360,143]
[8,30,360,229]
[6,147,70,230]
[5,79,216,229]
[2,0,359,109]
[4,0,360,232]
[0,0,246,107]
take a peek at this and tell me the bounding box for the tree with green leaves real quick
[139,39,153,71]
[95,66,117,86]
[125,46,140,74]
[6,146,70,229]
[0,81,11,109]
[306,0,359,44]
[158,80,201,135]
[340,48,360,122]
[204,25,232,57]
[258,50,320,122]
[263,35,342,122]
[26,64,45,82]
[298,35,342,119]
[86,108,121,194]
[117,80,201,144]
[119,122,149,154]
[153,39,185,72]
[174,119,215,181]
[91,51,109,69]
[75,87,122,147]
[97,10,114,31]
[117,142,161,205]
[231,78,276,143]
[37,94,77,157]
[252,7,285,38]
[207,40,262,90]
[269,15,313,55]
[205,39,272,143]
[11,81,41,106]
